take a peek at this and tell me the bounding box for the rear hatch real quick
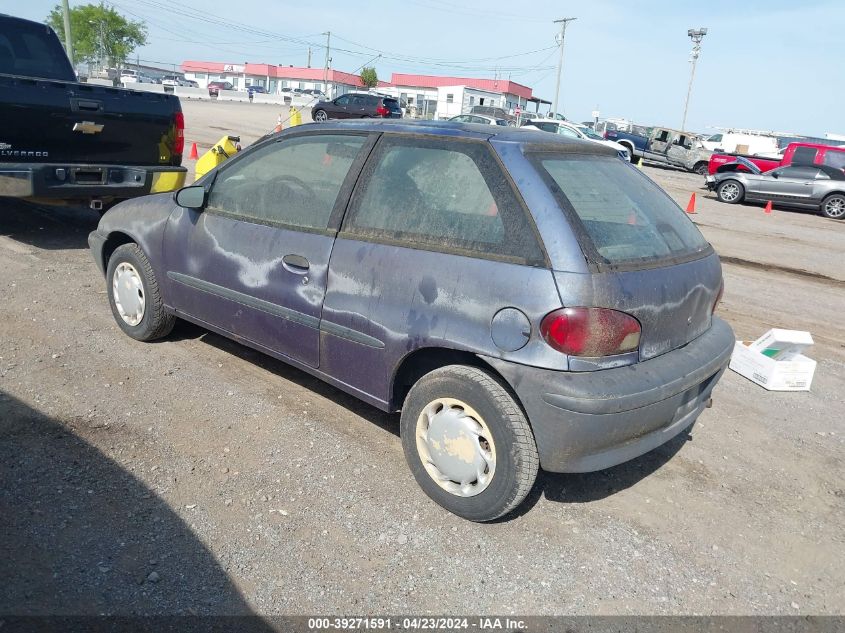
[383,97,403,118]
[0,77,182,166]
[531,152,722,360]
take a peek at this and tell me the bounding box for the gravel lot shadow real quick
[178,324,400,437]
[0,390,271,619]
[502,428,691,520]
[0,199,98,250]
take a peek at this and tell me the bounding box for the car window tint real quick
[346,137,544,264]
[791,146,818,165]
[0,22,75,81]
[557,126,580,139]
[335,95,350,106]
[822,151,845,170]
[537,155,710,266]
[776,166,819,179]
[207,134,367,231]
[533,121,558,133]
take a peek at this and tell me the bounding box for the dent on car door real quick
[320,135,561,409]
[162,132,374,368]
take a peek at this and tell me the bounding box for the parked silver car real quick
[706,157,845,219]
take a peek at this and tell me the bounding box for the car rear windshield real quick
[535,154,711,267]
[0,20,75,81]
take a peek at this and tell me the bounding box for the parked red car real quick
[708,142,845,175]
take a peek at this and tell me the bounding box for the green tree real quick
[359,67,379,90]
[46,3,147,69]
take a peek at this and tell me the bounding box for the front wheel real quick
[313,109,328,122]
[400,365,539,522]
[106,244,175,341]
[820,193,845,220]
[717,179,745,204]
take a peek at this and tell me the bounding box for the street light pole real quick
[681,27,707,132]
[551,17,576,119]
[61,0,74,65]
[323,31,331,97]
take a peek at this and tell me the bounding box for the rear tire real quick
[400,365,539,522]
[717,179,744,204]
[693,162,709,176]
[313,109,328,122]
[106,244,175,342]
[820,193,845,220]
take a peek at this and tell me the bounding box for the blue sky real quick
[9,0,842,135]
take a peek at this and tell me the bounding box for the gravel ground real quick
[1,101,843,616]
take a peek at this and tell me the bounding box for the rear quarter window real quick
[533,154,711,268]
[344,136,545,265]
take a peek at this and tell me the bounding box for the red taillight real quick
[173,111,185,155]
[376,105,389,117]
[712,280,724,314]
[540,307,641,357]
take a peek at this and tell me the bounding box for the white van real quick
[701,133,778,155]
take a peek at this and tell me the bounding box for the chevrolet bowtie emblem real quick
[73,121,104,134]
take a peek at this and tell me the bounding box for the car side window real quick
[822,151,845,170]
[335,95,350,106]
[791,146,818,165]
[343,136,545,265]
[557,126,580,139]
[775,166,818,179]
[206,134,367,231]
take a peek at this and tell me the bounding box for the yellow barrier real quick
[150,170,187,193]
[195,135,241,180]
[289,106,302,127]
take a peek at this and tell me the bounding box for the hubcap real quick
[112,262,145,326]
[720,183,739,201]
[825,197,845,218]
[315,111,326,121]
[415,398,496,497]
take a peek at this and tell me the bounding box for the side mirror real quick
[771,172,779,179]
[174,185,207,210]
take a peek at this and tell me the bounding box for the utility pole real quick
[61,0,74,65]
[307,47,312,68]
[323,31,331,96]
[551,17,576,119]
[681,27,707,132]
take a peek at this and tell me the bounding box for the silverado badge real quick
[73,121,105,134]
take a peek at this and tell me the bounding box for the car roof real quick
[279,120,614,155]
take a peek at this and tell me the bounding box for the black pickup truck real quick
[0,14,186,212]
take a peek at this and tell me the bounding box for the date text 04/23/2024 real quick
[307,617,527,631]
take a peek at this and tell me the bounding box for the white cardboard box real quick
[729,341,816,391]
[748,328,814,360]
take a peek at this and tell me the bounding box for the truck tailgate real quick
[0,75,182,167]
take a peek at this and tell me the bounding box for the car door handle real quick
[282,254,310,273]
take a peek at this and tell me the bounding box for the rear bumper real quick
[482,317,735,473]
[0,163,186,202]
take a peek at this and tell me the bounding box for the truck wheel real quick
[820,193,845,220]
[400,365,539,522]
[717,180,744,204]
[106,244,175,341]
[693,162,709,176]
[313,109,328,122]
[621,144,637,163]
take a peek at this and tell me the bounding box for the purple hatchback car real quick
[89,120,734,521]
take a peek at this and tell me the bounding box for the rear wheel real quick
[313,109,328,122]
[693,162,709,176]
[717,179,744,204]
[820,193,845,220]
[106,244,175,341]
[400,365,539,522]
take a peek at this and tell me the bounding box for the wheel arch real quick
[100,230,138,273]
[389,346,516,413]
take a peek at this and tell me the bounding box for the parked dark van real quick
[312,94,402,121]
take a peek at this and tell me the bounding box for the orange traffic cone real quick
[188,142,198,160]
[273,114,283,134]
[685,192,697,214]
[764,200,773,214]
